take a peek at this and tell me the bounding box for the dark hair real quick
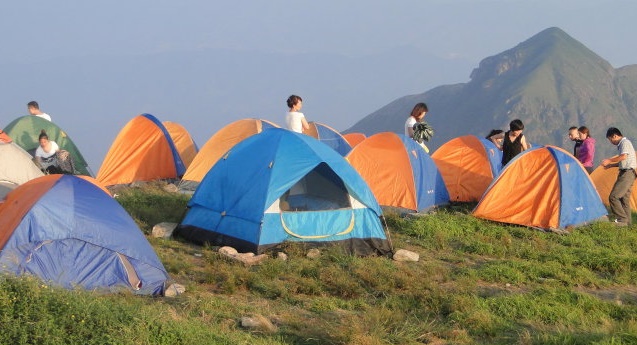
[28,101,40,109]
[410,103,428,118]
[578,126,590,137]
[286,95,302,109]
[509,119,524,131]
[38,129,48,140]
[606,127,622,138]
[568,126,578,131]
[486,129,503,139]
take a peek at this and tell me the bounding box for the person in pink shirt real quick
[577,126,596,174]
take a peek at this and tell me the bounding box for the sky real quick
[2,0,637,170]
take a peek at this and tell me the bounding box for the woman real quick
[404,102,428,138]
[485,129,504,150]
[285,94,310,133]
[577,126,596,174]
[35,129,61,173]
[501,119,530,166]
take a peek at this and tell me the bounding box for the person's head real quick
[286,95,302,111]
[27,101,40,115]
[410,103,428,121]
[509,119,524,132]
[568,126,580,141]
[578,126,590,140]
[606,127,623,145]
[38,129,49,147]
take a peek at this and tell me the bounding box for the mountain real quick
[346,27,637,163]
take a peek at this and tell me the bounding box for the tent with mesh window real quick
[176,128,391,256]
[0,174,168,295]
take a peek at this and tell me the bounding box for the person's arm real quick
[601,154,626,168]
[301,117,310,131]
[520,134,529,151]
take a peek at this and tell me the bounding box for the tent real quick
[163,121,199,168]
[305,122,352,156]
[473,145,607,230]
[590,164,637,209]
[179,118,279,192]
[431,135,503,202]
[346,132,449,213]
[0,175,168,295]
[177,128,391,256]
[0,142,44,199]
[96,113,186,186]
[342,133,366,148]
[3,116,92,175]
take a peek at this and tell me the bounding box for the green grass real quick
[2,184,637,344]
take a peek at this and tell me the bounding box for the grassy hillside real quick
[1,183,637,344]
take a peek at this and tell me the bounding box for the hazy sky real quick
[2,0,636,170]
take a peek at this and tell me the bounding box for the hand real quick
[601,159,611,169]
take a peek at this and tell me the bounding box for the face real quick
[293,100,303,111]
[39,137,49,148]
[568,129,579,141]
[28,106,37,115]
[416,111,427,120]
[608,135,621,145]
[578,131,588,139]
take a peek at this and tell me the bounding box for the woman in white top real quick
[285,95,310,133]
[35,129,60,171]
[404,102,428,138]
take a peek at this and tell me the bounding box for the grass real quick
[1,182,637,344]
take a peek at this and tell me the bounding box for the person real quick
[404,103,428,138]
[27,101,52,121]
[601,127,637,226]
[501,119,530,166]
[568,126,582,157]
[34,129,61,173]
[576,126,596,174]
[285,95,309,133]
[486,129,504,150]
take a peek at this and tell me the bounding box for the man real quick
[568,126,582,157]
[27,101,52,121]
[601,127,637,226]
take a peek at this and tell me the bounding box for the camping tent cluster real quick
[0,112,617,293]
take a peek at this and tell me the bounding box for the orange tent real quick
[431,135,503,202]
[343,133,366,148]
[590,164,637,209]
[346,132,449,212]
[97,114,188,186]
[178,119,279,191]
[473,146,607,230]
[163,121,198,168]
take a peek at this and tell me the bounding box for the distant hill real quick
[346,27,637,164]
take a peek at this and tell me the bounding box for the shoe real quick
[613,219,628,227]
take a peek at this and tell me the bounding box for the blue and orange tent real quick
[305,122,352,156]
[346,132,449,213]
[177,128,391,256]
[432,135,502,202]
[473,146,607,230]
[97,114,191,186]
[0,175,168,295]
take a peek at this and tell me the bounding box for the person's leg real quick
[609,171,634,223]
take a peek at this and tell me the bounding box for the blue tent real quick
[307,122,352,156]
[0,175,169,295]
[473,145,607,230]
[177,128,392,256]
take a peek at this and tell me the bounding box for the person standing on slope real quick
[576,126,596,174]
[601,127,636,226]
[501,119,530,166]
[285,95,310,133]
[27,101,52,121]
[405,102,432,153]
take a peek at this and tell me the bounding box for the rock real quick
[162,183,179,193]
[392,249,419,262]
[277,252,288,261]
[151,222,178,238]
[219,246,268,266]
[306,248,321,259]
[240,315,277,333]
[164,283,186,297]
